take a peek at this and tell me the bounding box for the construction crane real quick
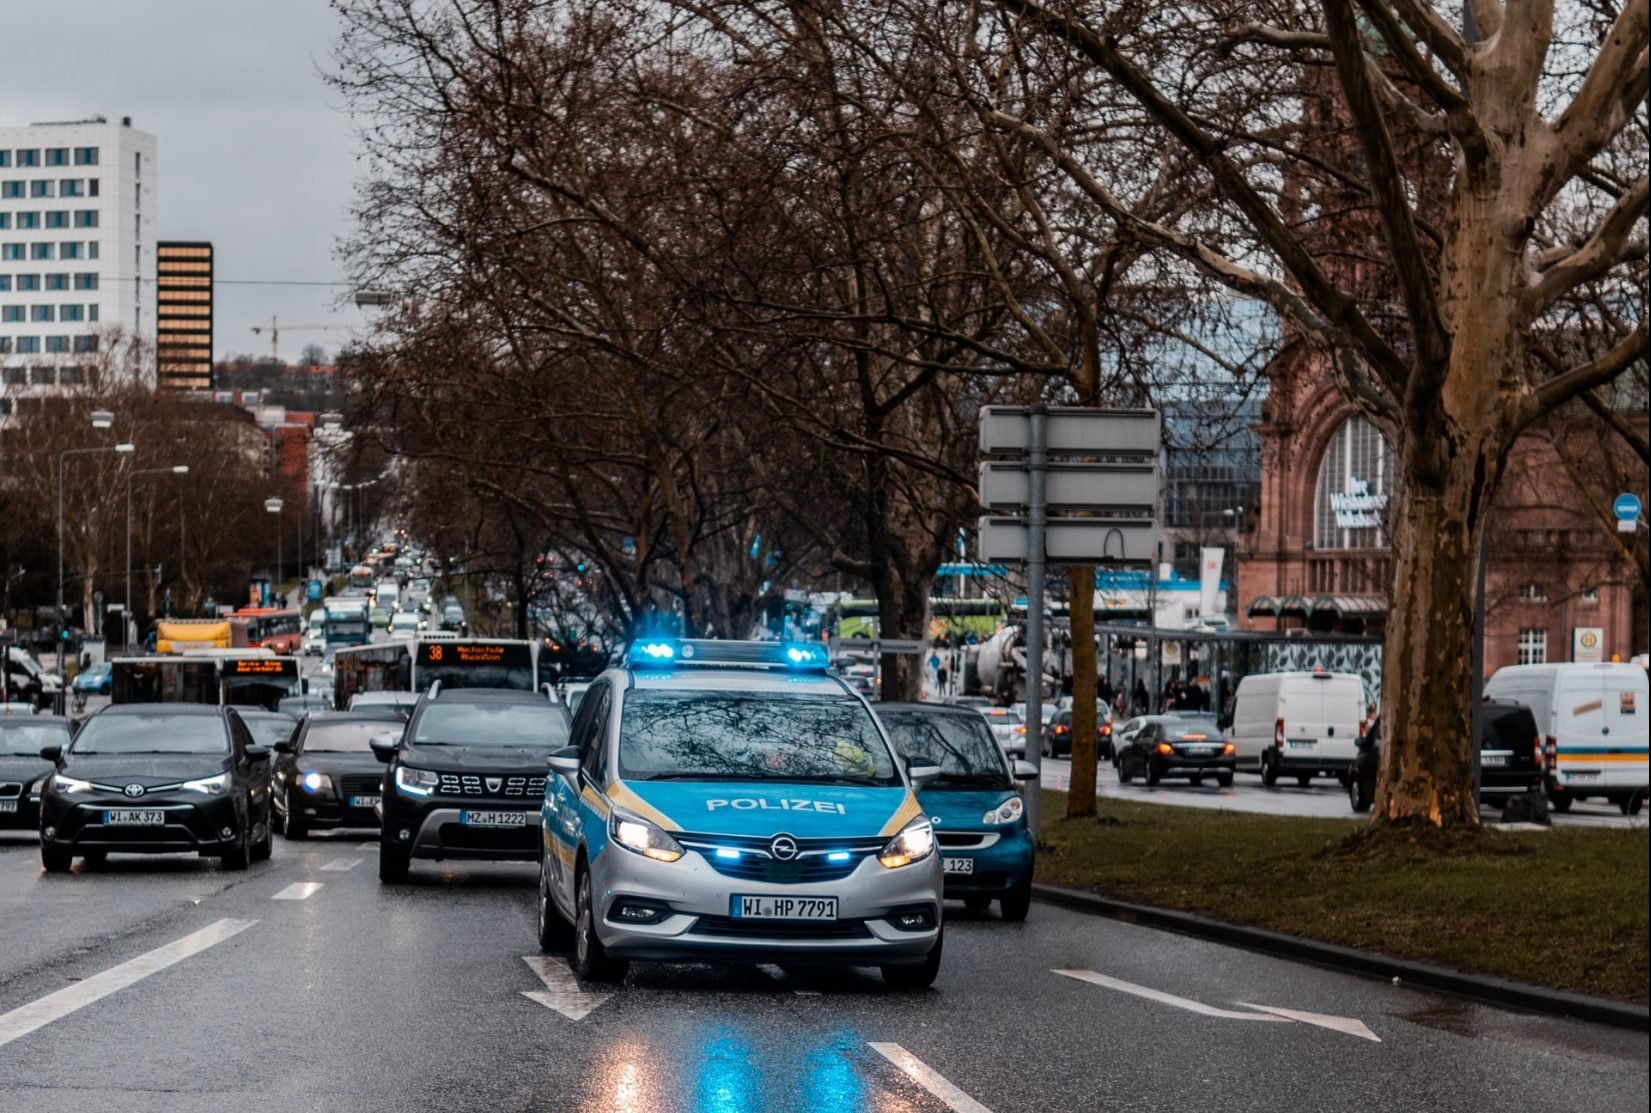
[250,317,354,362]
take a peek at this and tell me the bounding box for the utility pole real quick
[1022,406,1048,839]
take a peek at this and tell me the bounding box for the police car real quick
[535,639,944,987]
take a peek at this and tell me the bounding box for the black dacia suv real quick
[372,685,571,882]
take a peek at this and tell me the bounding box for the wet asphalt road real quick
[0,828,1644,1113]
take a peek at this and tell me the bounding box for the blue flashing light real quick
[826,851,852,862]
[715,847,742,860]
[634,640,677,664]
[783,644,828,668]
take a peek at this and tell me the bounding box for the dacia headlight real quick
[395,766,438,796]
[610,810,684,863]
[982,796,1024,825]
[879,818,934,868]
[52,773,93,795]
[181,773,229,795]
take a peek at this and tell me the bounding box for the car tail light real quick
[1222,742,1235,755]
[1054,724,1070,735]
[1099,724,1111,736]
[1543,736,1557,772]
[1156,742,1174,755]
[1274,718,1284,749]
[1532,736,1541,768]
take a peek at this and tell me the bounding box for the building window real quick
[0,214,8,229]
[59,179,83,197]
[30,180,53,198]
[0,306,21,323]
[0,275,7,291]
[1,366,25,384]
[59,304,83,321]
[1314,415,1393,551]
[73,210,99,228]
[16,149,40,167]
[75,147,99,166]
[45,148,70,167]
[0,182,23,199]
[0,337,9,353]
[59,365,82,384]
[0,151,9,167]
[74,272,98,291]
[1518,583,1547,602]
[45,274,68,291]
[30,365,57,384]
[88,178,99,197]
[16,275,39,291]
[16,212,39,230]
[1580,588,1599,607]
[45,211,69,229]
[44,336,69,353]
[87,304,98,322]
[60,241,83,259]
[86,241,99,260]
[30,305,54,322]
[1517,628,1548,665]
[29,243,53,260]
[73,334,97,353]
[15,336,38,354]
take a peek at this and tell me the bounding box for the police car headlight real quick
[53,773,93,795]
[395,766,438,796]
[982,796,1024,825]
[182,773,229,795]
[610,811,684,863]
[879,818,934,868]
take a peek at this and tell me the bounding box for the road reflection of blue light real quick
[691,1027,869,1113]
[801,1034,866,1113]
[696,1030,754,1113]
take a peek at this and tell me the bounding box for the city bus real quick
[321,597,372,648]
[348,564,375,591]
[154,619,233,654]
[332,637,543,709]
[110,651,302,710]
[230,608,303,654]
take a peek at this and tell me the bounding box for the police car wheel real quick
[571,868,627,983]
[537,858,574,952]
[882,927,942,989]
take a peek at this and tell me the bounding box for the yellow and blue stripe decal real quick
[609,778,915,839]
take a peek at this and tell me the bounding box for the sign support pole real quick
[1024,406,1047,840]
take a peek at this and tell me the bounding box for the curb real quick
[1031,882,1650,1033]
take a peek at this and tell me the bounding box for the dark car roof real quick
[0,715,69,727]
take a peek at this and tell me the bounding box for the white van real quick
[1225,669,1366,787]
[1483,663,1649,815]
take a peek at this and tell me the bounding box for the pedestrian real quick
[1132,679,1149,716]
[937,664,949,695]
[1098,676,1114,706]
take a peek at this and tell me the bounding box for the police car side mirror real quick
[906,761,942,789]
[1012,760,1038,781]
[546,746,580,778]
[369,734,399,764]
[39,744,63,764]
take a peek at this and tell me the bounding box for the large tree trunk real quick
[1067,564,1099,816]
[877,562,932,702]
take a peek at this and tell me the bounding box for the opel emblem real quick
[485,777,502,793]
[124,784,145,798]
[769,834,799,861]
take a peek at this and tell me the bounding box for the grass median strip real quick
[1033,791,1649,1004]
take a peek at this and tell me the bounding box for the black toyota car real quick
[0,716,70,831]
[272,710,404,838]
[37,705,275,872]
[372,685,571,882]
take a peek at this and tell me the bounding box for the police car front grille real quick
[702,853,864,884]
[435,773,547,797]
[693,916,872,940]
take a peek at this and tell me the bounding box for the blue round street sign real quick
[1614,493,1641,521]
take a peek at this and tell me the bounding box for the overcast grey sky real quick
[7,0,366,363]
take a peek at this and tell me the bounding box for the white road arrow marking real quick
[1235,1002,1382,1042]
[1055,970,1379,1041]
[521,955,612,1021]
[869,1043,996,1113]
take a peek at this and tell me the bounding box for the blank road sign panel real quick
[978,407,1160,457]
[978,517,1157,563]
[979,462,1158,512]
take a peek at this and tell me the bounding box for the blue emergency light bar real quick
[625,638,831,672]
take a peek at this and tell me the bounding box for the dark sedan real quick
[0,717,69,830]
[1041,707,1114,760]
[273,711,404,838]
[1117,715,1235,787]
[37,705,274,871]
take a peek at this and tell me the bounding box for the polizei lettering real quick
[705,798,847,815]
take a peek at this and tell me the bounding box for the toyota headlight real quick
[181,773,229,795]
[879,818,934,868]
[610,811,684,863]
[982,796,1024,825]
[395,766,438,796]
[52,773,92,794]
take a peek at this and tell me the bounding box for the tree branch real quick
[1524,320,1649,431]
[1529,174,1650,312]
[1549,1,1650,197]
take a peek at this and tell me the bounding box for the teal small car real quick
[877,702,1037,920]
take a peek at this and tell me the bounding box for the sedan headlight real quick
[52,773,92,794]
[300,771,333,794]
[609,811,684,863]
[879,818,934,868]
[982,796,1024,825]
[181,773,229,795]
[394,765,438,796]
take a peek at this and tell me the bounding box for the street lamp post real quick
[58,429,136,705]
[126,466,189,651]
[265,498,285,605]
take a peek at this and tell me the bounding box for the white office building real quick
[0,115,157,399]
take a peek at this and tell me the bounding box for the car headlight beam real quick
[394,765,438,796]
[300,771,333,794]
[982,796,1024,825]
[610,811,684,863]
[181,773,229,795]
[879,818,935,868]
[52,773,93,794]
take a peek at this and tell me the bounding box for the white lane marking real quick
[271,882,324,900]
[0,918,256,1050]
[521,955,612,1020]
[356,841,379,849]
[1236,1002,1382,1042]
[319,858,361,872]
[869,1043,994,1113]
[1053,970,1290,1022]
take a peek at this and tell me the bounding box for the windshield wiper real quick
[634,772,727,782]
[768,774,889,786]
[930,772,1006,786]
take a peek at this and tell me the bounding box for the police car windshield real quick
[0,722,68,755]
[618,692,901,786]
[412,702,569,747]
[878,711,1009,786]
